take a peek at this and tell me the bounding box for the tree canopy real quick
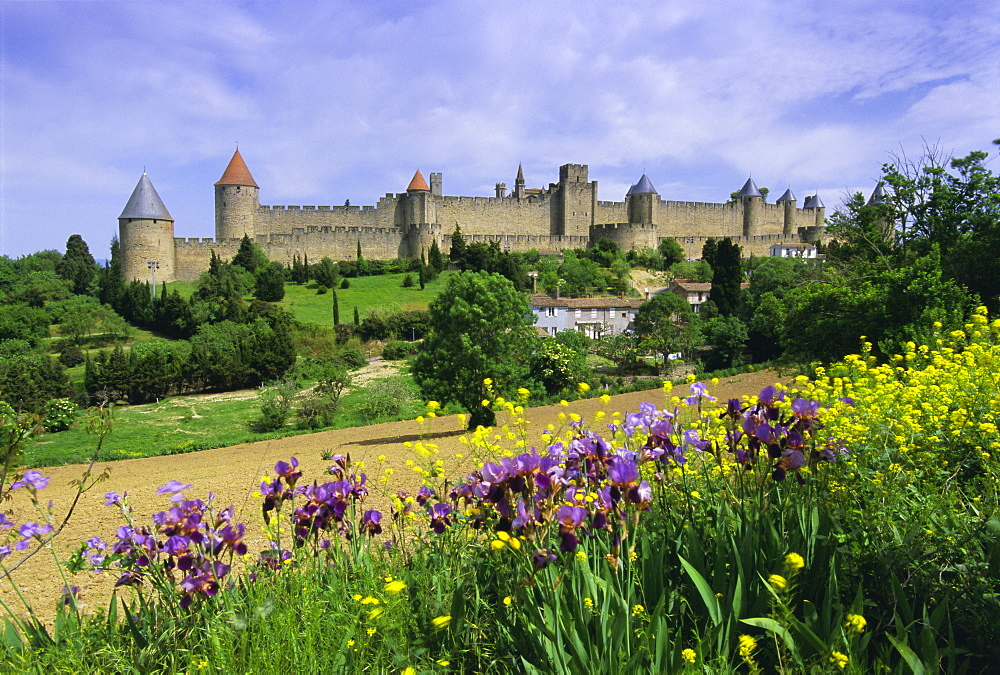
[412,271,534,428]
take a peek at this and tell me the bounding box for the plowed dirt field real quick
[3,370,785,623]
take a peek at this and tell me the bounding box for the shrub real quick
[357,377,413,420]
[58,343,85,368]
[42,397,78,432]
[316,285,328,295]
[340,278,350,289]
[250,378,298,432]
[382,340,417,360]
[401,274,414,288]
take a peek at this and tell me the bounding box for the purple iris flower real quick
[104,492,123,506]
[608,458,640,486]
[791,398,820,418]
[361,509,383,536]
[683,429,711,452]
[11,471,50,491]
[157,480,193,495]
[758,386,782,405]
[416,485,435,506]
[532,548,558,570]
[685,382,716,405]
[429,503,452,534]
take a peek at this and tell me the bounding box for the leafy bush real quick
[381,340,417,360]
[58,343,85,367]
[250,379,298,432]
[357,377,413,420]
[41,397,78,432]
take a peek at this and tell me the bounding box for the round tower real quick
[403,170,436,258]
[214,149,259,241]
[776,187,796,237]
[737,177,763,237]
[119,172,176,283]
[625,173,658,225]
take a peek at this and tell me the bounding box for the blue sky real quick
[2,0,998,258]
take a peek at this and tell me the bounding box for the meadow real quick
[1,311,997,672]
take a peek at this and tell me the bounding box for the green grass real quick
[24,373,424,468]
[166,272,453,326]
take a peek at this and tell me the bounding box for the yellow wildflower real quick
[768,574,787,591]
[845,614,867,633]
[738,634,757,663]
[784,552,805,571]
[431,615,451,630]
[503,596,512,606]
[384,580,407,594]
[681,648,697,664]
[829,651,848,669]
[577,382,591,394]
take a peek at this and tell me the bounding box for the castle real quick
[118,150,826,283]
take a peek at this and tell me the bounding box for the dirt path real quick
[2,370,785,623]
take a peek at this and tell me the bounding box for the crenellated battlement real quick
[125,154,826,283]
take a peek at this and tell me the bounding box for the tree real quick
[429,239,445,273]
[99,236,126,310]
[707,237,743,317]
[254,261,286,302]
[700,315,748,371]
[354,307,360,325]
[312,257,339,289]
[450,225,467,267]
[232,234,268,274]
[657,238,685,269]
[56,234,98,295]
[332,289,340,325]
[632,291,698,373]
[413,271,534,429]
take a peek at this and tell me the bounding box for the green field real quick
[167,271,454,325]
[24,369,425,467]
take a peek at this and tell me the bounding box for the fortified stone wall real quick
[130,157,829,283]
[436,194,554,237]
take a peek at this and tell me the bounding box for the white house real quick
[529,296,643,338]
[769,243,818,259]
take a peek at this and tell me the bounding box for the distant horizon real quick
[3,1,998,258]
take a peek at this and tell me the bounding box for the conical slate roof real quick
[215,149,258,187]
[736,177,762,199]
[406,169,430,192]
[516,164,525,182]
[804,194,825,209]
[119,173,173,220]
[626,173,658,195]
[776,188,796,203]
[867,182,887,205]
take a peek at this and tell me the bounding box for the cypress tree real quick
[333,289,340,325]
[419,264,426,290]
[354,307,360,325]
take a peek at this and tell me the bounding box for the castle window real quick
[575,308,582,318]
[591,309,598,319]
[622,312,627,319]
[546,307,556,317]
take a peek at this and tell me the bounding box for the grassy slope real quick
[167,271,453,325]
[25,372,425,467]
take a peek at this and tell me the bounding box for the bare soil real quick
[2,369,785,623]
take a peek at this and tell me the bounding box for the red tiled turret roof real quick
[215,149,258,187]
[406,169,430,192]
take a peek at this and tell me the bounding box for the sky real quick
[1,0,998,258]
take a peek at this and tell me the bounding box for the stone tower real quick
[737,177,764,237]
[214,149,259,240]
[119,172,176,283]
[867,182,894,242]
[626,173,658,225]
[404,170,437,258]
[776,187,796,236]
[514,164,526,199]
